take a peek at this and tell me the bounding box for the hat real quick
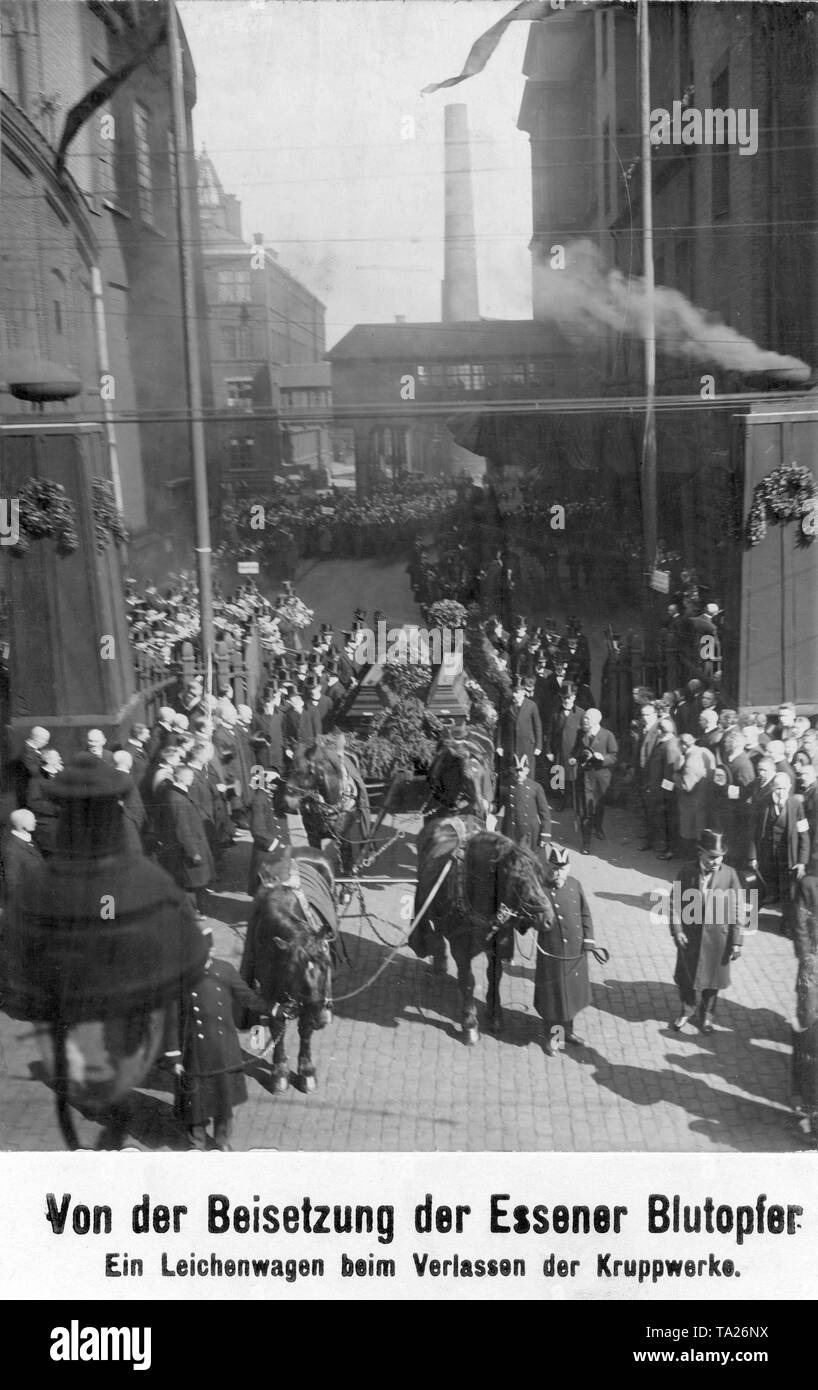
[341,629,354,643]
[320,622,333,636]
[513,615,526,630]
[512,754,529,772]
[698,829,727,855]
[354,607,367,621]
[511,676,528,693]
[304,675,322,692]
[548,845,570,866]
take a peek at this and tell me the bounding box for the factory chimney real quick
[441,104,479,322]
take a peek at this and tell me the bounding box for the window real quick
[500,363,527,387]
[225,378,253,411]
[229,437,255,470]
[216,269,251,302]
[711,68,730,220]
[133,104,154,222]
[220,325,253,359]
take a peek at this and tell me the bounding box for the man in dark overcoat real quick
[156,764,215,914]
[670,829,745,1033]
[166,932,269,1151]
[533,845,596,1055]
[246,772,292,897]
[497,678,542,784]
[545,684,585,809]
[249,690,285,773]
[570,709,618,853]
[499,755,551,853]
[749,771,809,934]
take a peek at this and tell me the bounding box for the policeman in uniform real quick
[534,845,597,1056]
[498,754,551,853]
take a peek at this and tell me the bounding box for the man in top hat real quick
[507,616,530,679]
[336,631,359,689]
[545,683,585,810]
[497,677,542,781]
[534,656,571,734]
[669,829,746,1033]
[323,661,347,726]
[249,688,285,774]
[300,676,331,747]
[534,845,597,1056]
[569,709,618,854]
[246,770,291,897]
[499,755,551,853]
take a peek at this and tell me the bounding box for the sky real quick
[178,0,533,347]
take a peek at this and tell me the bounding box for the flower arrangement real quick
[346,691,444,779]
[427,599,468,630]
[274,594,314,628]
[92,478,129,552]
[746,462,817,548]
[9,478,79,556]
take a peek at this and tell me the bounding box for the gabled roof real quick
[326,319,574,362]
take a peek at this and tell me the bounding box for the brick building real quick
[517,0,818,592]
[0,0,213,575]
[196,150,327,488]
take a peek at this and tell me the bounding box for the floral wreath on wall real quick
[746,461,817,548]
[91,478,129,552]
[9,478,79,556]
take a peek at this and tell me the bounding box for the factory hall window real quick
[217,269,251,303]
[221,325,253,359]
[133,105,154,223]
[225,378,254,411]
[229,437,255,470]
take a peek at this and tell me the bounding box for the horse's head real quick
[266,900,334,1027]
[429,740,485,815]
[497,842,556,935]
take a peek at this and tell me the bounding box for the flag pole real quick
[167,0,214,714]
[638,0,657,584]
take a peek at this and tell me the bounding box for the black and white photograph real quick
[0,0,817,1305]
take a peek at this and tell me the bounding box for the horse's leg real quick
[270,1019,290,1094]
[450,935,478,1045]
[485,938,504,1036]
[296,1012,317,1093]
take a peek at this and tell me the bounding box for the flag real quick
[422,0,608,96]
[55,12,168,180]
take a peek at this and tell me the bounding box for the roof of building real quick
[279,363,332,389]
[326,319,575,362]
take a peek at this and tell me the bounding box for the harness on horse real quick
[441,819,514,937]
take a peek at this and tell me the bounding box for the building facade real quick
[196,150,327,489]
[517,1,818,593]
[0,0,213,575]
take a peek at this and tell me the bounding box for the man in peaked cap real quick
[534,844,597,1056]
[498,754,551,853]
[669,829,746,1034]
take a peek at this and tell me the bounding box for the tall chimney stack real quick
[441,104,479,322]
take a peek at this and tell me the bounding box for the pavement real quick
[0,557,809,1152]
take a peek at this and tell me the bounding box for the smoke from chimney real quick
[442,104,480,323]
[533,239,810,381]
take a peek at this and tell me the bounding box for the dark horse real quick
[409,815,555,1043]
[292,737,372,876]
[426,725,496,821]
[240,847,337,1093]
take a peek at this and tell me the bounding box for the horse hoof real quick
[463,1026,479,1047]
[298,1073,317,1094]
[272,1075,289,1094]
[487,1015,504,1037]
